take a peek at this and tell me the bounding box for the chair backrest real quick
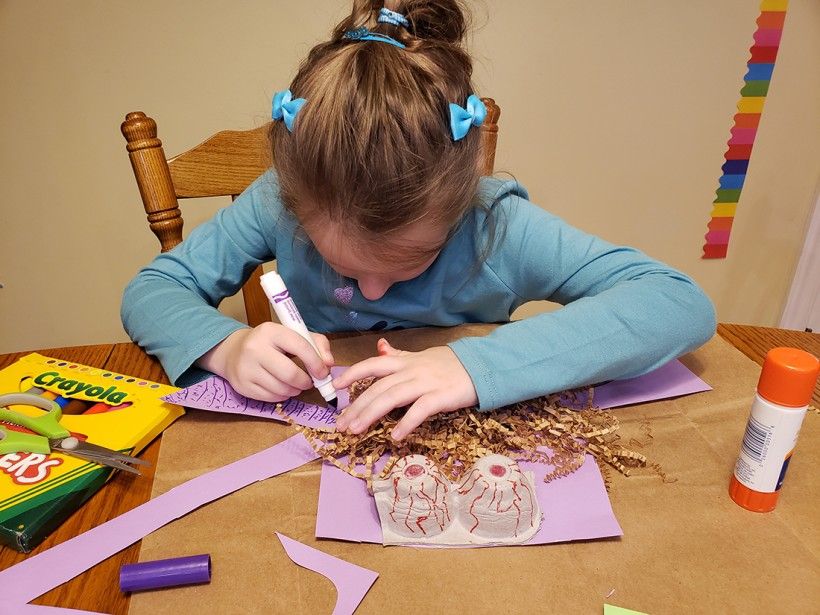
[121,98,501,327]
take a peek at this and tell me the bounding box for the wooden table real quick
[0,324,817,613]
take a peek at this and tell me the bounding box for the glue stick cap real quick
[756,347,820,408]
[729,475,778,512]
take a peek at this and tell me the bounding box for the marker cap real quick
[756,347,819,408]
[315,377,338,404]
[120,553,211,592]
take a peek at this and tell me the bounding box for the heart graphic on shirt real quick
[334,286,354,305]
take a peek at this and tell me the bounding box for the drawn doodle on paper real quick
[163,376,339,430]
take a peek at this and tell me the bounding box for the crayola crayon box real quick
[0,353,184,552]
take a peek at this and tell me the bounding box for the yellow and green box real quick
[0,353,183,552]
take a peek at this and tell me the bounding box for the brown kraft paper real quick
[129,326,819,615]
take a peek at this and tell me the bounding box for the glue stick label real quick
[733,394,807,493]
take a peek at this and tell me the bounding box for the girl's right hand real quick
[197,323,334,402]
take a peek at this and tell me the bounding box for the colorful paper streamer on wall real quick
[702,0,788,259]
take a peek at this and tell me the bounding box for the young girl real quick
[122,0,715,442]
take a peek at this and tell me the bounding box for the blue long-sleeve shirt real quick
[121,171,716,410]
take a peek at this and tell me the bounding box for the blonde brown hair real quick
[270,0,483,262]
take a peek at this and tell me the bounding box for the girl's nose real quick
[357,276,392,301]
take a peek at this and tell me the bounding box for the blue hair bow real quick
[271,89,306,132]
[448,94,486,141]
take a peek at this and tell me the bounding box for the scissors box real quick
[0,353,184,552]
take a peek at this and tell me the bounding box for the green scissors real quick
[0,393,151,475]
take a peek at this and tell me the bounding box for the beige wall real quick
[1,0,818,354]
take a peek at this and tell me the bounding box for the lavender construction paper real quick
[316,452,623,546]
[0,435,319,605]
[0,606,108,615]
[163,361,707,429]
[162,375,344,430]
[592,360,711,409]
[276,533,378,615]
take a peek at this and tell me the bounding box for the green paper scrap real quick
[604,605,648,615]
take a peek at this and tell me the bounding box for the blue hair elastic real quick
[449,94,486,141]
[343,27,405,49]
[377,7,410,28]
[271,89,306,132]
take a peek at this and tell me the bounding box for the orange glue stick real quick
[729,347,819,512]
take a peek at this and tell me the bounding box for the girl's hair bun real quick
[398,0,467,45]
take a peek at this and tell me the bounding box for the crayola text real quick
[33,372,128,404]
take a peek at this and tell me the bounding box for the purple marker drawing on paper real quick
[276,533,378,615]
[162,378,341,430]
[280,399,340,428]
[315,451,623,547]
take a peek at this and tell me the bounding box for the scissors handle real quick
[0,393,148,474]
[0,393,70,440]
[0,425,51,454]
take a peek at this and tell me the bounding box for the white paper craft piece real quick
[372,454,542,546]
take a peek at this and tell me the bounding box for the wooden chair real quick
[121,99,501,327]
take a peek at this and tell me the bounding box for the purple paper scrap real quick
[0,434,319,604]
[593,359,711,409]
[0,605,109,615]
[276,533,378,615]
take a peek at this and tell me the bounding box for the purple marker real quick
[120,554,211,592]
[259,271,338,407]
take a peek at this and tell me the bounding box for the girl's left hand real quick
[333,338,478,441]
